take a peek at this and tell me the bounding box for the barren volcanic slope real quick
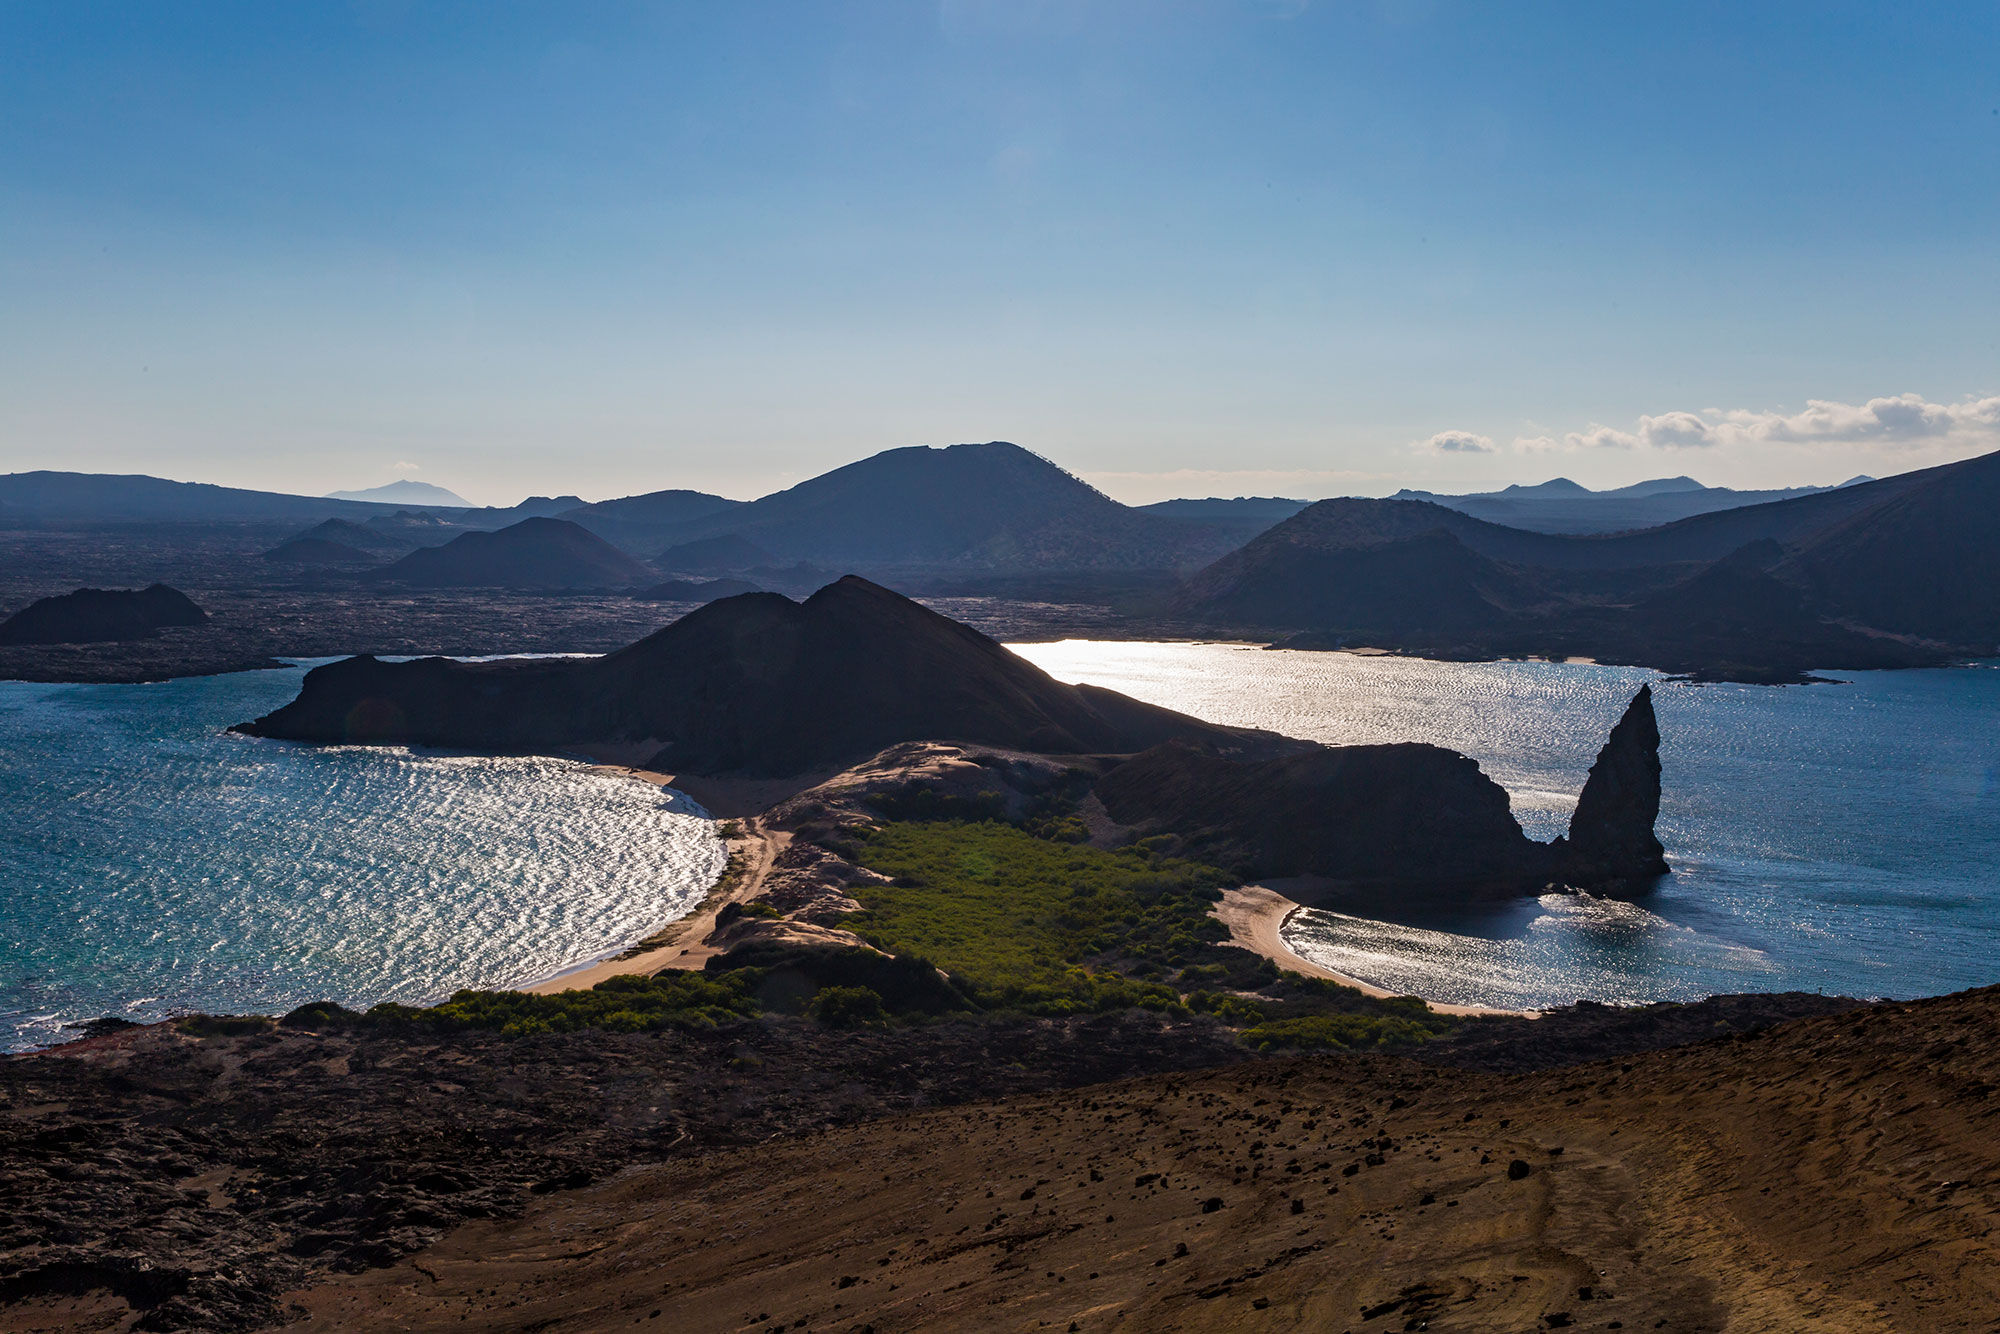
[279,986,2000,1333]
[367,516,657,589]
[238,576,1269,774]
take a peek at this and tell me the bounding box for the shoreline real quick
[529,765,1547,1016]
[520,761,804,995]
[1214,884,1535,1019]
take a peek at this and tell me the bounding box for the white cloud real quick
[390,460,421,472]
[1487,393,2000,455]
[1416,429,1497,455]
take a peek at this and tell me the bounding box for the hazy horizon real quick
[4,2,1996,506]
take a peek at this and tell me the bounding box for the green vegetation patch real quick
[843,820,1231,1014]
[351,970,765,1037]
[844,819,1455,1048]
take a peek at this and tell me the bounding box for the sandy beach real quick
[1214,883,1531,1018]
[521,761,808,995]
[533,758,1535,1018]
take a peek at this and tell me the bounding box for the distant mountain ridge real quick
[1178,449,2000,679]
[624,443,1249,575]
[1391,474,1868,535]
[367,518,657,589]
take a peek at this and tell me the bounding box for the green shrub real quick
[364,969,766,1035]
[807,985,887,1028]
[1236,1012,1441,1052]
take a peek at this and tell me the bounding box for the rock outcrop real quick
[1096,739,1549,892]
[1552,684,1669,891]
[1094,686,1669,899]
[235,577,1272,775]
[0,583,207,645]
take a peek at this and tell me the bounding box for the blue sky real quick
[3,2,1996,505]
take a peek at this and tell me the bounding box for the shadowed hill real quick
[1177,451,2000,675]
[0,584,207,645]
[277,518,412,553]
[556,489,744,550]
[1780,447,2000,645]
[366,518,657,590]
[236,576,1270,775]
[0,471,434,523]
[641,442,1247,574]
[261,537,378,566]
[1178,525,1538,635]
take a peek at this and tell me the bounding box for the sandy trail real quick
[1214,883,1528,1018]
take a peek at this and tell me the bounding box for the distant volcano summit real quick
[324,480,473,507]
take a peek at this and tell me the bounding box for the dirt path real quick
[1214,884,1529,1018]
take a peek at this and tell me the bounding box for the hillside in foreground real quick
[286,985,2000,1334]
[9,982,1997,1332]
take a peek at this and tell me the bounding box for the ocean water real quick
[1009,641,2000,1010]
[0,665,725,1052]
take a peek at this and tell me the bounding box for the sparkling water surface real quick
[0,664,724,1051]
[1010,641,2000,1010]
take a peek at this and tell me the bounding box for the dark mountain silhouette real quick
[635,442,1247,574]
[263,537,379,566]
[558,489,745,550]
[0,584,208,645]
[1778,448,2000,645]
[1393,475,1864,535]
[366,518,656,589]
[1138,497,1312,521]
[262,517,428,563]
[1136,497,1310,546]
[236,577,1267,775]
[0,471,427,522]
[1179,527,1536,636]
[631,577,763,602]
[284,518,412,552]
[1178,451,2000,677]
[1096,686,1666,896]
[454,495,588,526]
[655,533,777,575]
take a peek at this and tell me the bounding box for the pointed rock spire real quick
[1560,684,1669,892]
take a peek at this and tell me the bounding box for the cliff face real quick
[1095,686,1670,899]
[0,583,207,645]
[1096,740,1548,892]
[1553,684,1670,892]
